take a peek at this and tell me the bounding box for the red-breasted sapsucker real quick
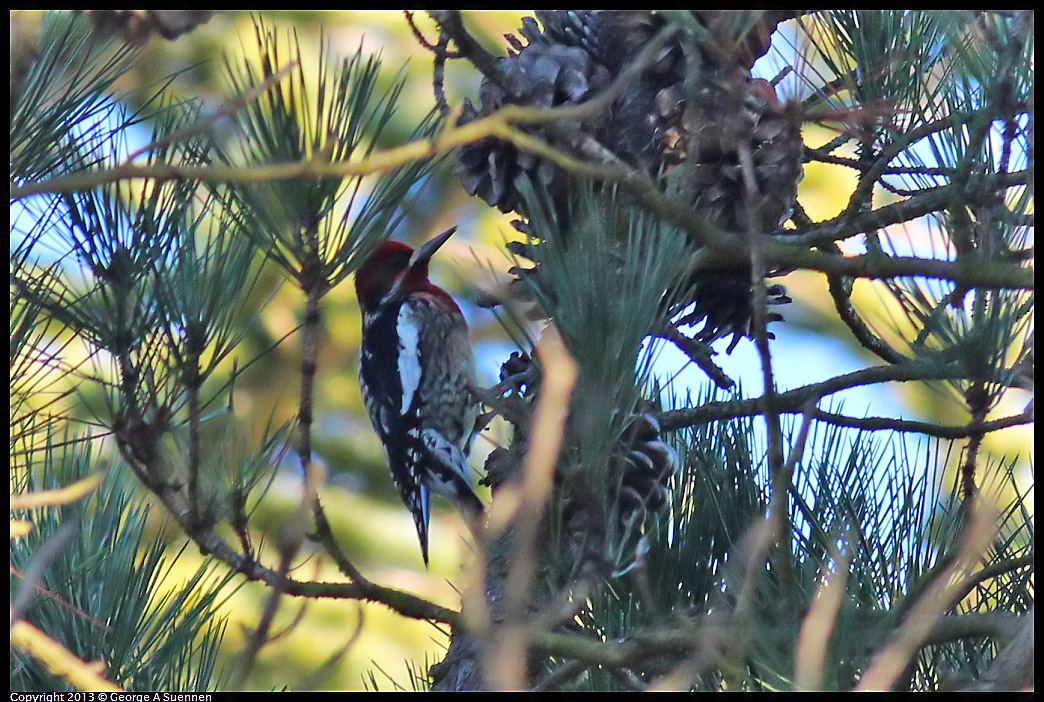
[354,227,483,565]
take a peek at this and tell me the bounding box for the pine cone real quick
[611,411,677,525]
[79,10,214,45]
[557,408,679,577]
[670,68,803,348]
[455,15,612,213]
[459,11,804,347]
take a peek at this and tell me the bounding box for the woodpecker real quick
[355,227,483,565]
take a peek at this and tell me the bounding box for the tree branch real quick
[12,73,1033,298]
[812,408,1034,439]
[779,168,1030,248]
[659,359,1002,432]
[427,10,502,85]
[115,448,461,625]
[823,247,908,365]
[653,323,735,390]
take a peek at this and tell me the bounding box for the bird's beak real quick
[410,226,457,269]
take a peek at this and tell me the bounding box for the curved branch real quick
[479,122,1034,290]
[944,554,1034,613]
[838,105,1029,225]
[124,463,460,625]
[659,359,1010,432]
[428,10,501,84]
[816,236,910,366]
[199,524,461,624]
[653,323,735,390]
[694,238,1032,289]
[825,265,907,365]
[780,169,1030,249]
[805,146,954,176]
[813,409,1034,439]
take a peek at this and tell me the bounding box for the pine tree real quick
[11,11,1033,692]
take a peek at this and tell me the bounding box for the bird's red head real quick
[354,227,459,314]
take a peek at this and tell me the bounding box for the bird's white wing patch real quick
[396,303,422,414]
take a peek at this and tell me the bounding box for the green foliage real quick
[10,12,138,182]
[220,16,441,287]
[10,10,1032,692]
[519,185,702,575]
[10,436,235,691]
[522,184,697,453]
[564,387,1033,691]
[362,652,437,692]
[11,10,458,692]
[797,11,1033,413]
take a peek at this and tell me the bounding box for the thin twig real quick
[231,459,320,689]
[9,566,111,632]
[489,326,577,691]
[813,408,1033,439]
[659,358,1026,431]
[185,352,203,527]
[820,242,907,365]
[943,553,1034,613]
[836,104,1029,230]
[427,11,501,84]
[117,450,460,623]
[296,257,323,474]
[660,360,951,430]
[654,323,735,390]
[122,61,298,164]
[432,33,452,119]
[404,11,463,57]
[805,147,954,176]
[403,11,460,120]
[781,167,1030,249]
